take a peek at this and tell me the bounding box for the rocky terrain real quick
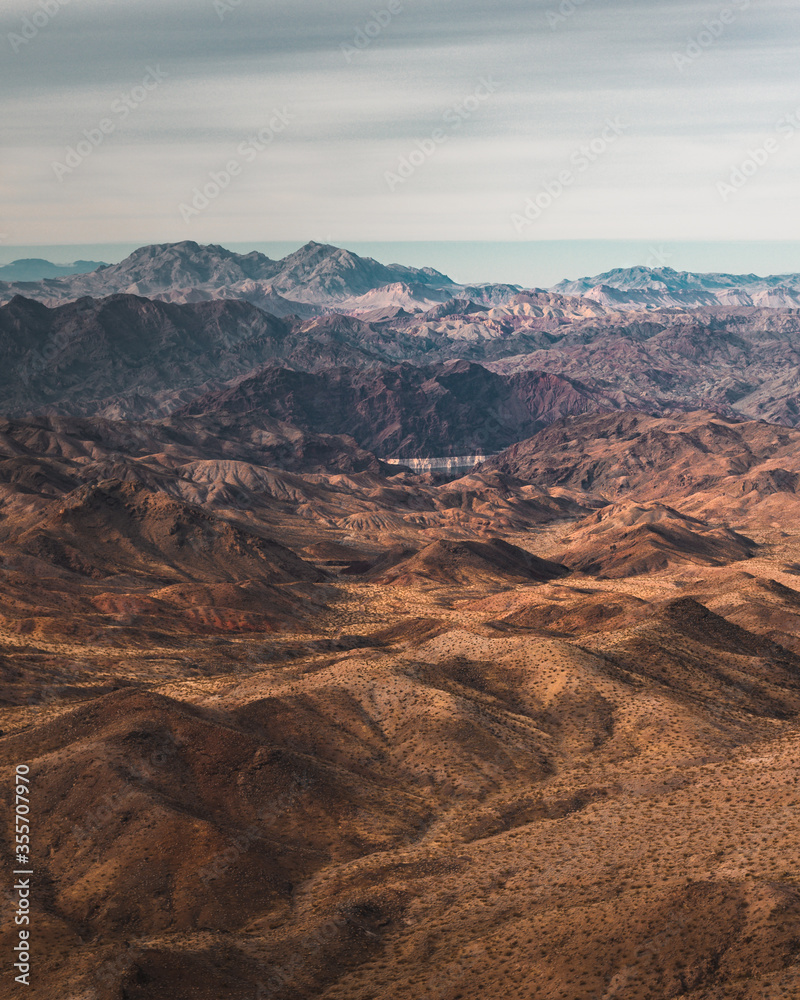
[5,244,800,437]
[7,245,800,312]
[179,361,606,458]
[0,241,492,316]
[3,242,800,999]
[552,264,800,309]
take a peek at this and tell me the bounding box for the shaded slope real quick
[0,293,293,416]
[556,502,758,577]
[586,596,800,719]
[481,409,800,519]
[375,537,568,587]
[16,479,324,584]
[180,360,605,458]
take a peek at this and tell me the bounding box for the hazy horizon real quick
[3,239,800,288]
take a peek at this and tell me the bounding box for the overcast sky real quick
[1,0,798,255]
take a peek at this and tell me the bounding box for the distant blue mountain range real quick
[0,258,106,282]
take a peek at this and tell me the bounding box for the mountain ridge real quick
[552,264,800,309]
[0,258,107,281]
[5,243,800,314]
[0,240,469,316]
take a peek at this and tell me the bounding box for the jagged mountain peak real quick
[0,241,459,314]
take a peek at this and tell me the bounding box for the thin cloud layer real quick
[1,0,797,245]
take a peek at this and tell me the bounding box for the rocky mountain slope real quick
[552,264,800,309]
[485,306,800,429]
[481,410,800,526]
[553,501,759,578]
[6,244,800,315]
[4,406,800,998]
[4,242,800,440]
[7,289,800,438]
[0,241,511,316]
[180,360,609,458]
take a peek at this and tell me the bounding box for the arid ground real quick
[3,402,800,999]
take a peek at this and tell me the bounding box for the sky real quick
[1,0,799,279]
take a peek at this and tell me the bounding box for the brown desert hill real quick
[4,608,795,1000]
[487,587,648,636]
[0,638,579,996]
[375,537,568,587]
[5,548,800,997]
[300,540,367,566]
[681,569,800,655]
[0,685,434,982]
[480,409,800,506]
[342,544,419,578]
[14,479,325,584]
[585,595,800,719]
[555,501,758,577]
